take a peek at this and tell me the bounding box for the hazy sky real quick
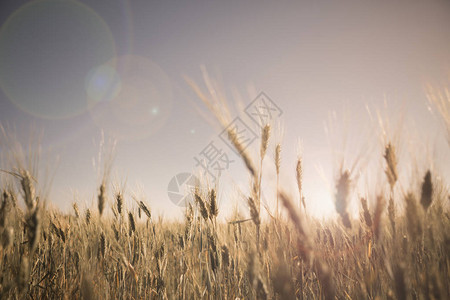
[0,0,449,219]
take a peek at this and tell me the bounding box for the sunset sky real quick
[0,0,449,219]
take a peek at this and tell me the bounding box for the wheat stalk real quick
[335,170,352,229]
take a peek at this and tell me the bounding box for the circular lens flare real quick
[85,64,121,103]
[88,55,173,141]
[0,0,116,119]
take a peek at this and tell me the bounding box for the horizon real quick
[0,0,449,221]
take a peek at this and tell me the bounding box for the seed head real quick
[384,143,398,190]
[195,188,209,221]
[208,188,218,219]
[98,183,106,216]
[335,170,352,229]
[275,144,281,175]
[260,124,271,160]
[420,170,433,211]
[360,197,372,227]
[116,192,123,215]
[128,212,136,236]
[139,201,151,219]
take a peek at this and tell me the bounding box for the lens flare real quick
[0,0,116,119]
[85,64,121,103]
[88,55,173,140]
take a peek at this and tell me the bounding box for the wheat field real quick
[0,85,449,300]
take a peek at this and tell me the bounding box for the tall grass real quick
[0,82,448,299]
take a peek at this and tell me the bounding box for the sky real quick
[0,0,449,220]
